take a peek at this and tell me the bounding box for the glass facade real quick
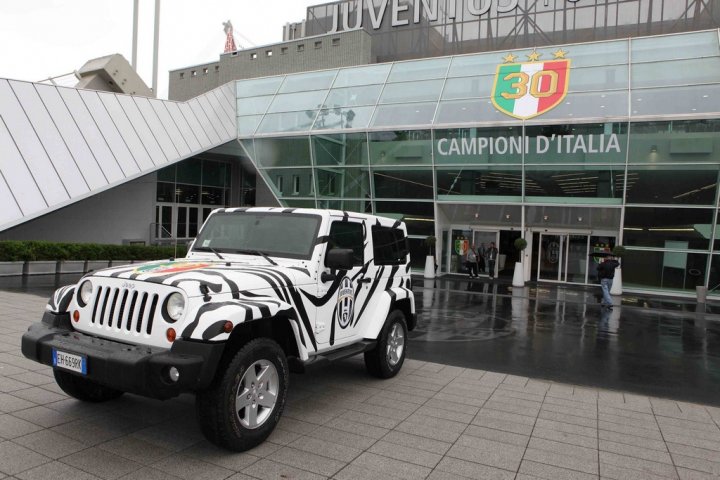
[303,0,719,63]
[155,157,252,242]
[234,30,720,294]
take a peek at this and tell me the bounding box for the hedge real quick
[0,241,187,262]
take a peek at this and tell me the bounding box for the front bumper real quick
[21,312,225,400]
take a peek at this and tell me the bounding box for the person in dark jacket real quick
[486,242,498,278]
[597,256,620,309]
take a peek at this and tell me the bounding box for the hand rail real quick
[149,223,178,258]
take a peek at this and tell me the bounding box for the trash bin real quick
[696,286,708,303]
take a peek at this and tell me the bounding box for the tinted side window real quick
[327,221,364,266]
[372,226,408,265]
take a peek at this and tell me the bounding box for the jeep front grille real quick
[91,286,160,335]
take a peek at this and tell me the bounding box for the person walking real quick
[486,242,498,278]
[597,256,620,309]
[466,244,479,278]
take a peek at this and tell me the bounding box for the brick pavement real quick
[1,290,719,480]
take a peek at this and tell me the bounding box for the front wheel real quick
[53,370,124,402]
[365,309,407,378]
[196,338,289,452]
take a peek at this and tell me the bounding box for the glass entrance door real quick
[473,230,499,276]
[538,234,564,281]
[537,233,592,283]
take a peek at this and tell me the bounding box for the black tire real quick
[365,309,408,379]
[53,369,124,402]
[196,338,289,452]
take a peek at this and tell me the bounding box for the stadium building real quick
[2,0,720,295]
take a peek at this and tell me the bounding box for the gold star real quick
[526,50,542,62]
[553,48,568,59]
[502,53,518,63]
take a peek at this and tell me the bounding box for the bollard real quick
[696,286,708,304]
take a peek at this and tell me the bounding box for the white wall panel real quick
[136,97,179,159]
[0,118,47,214]
[148,99,191,157]
[116,95,167,166]
[218,84,236,110]
[211,88,235,126]
[96,92,154,170]
[0,173,22,225]
[10,81,89,197]
[36,84,109,190]
[78,90,141,177]
[200,93,232,139]
[0,80,69,206]
[187,99,219,144]
[178,102,211,146]
[58,88,124,183]
[164,101,201,153]
[0,80,239,232]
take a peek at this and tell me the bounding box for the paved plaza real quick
[1,290,720,479]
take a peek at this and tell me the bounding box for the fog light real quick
[166,328,176,343]
[168,366,180,383]
[223,321,233,333]
[73,311,80,322]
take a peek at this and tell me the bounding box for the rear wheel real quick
[53,370,124,402]
[196,338,289,452]
[365,309,407,378]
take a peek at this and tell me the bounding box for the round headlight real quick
[164,293,185,322]
[78,281,93,307]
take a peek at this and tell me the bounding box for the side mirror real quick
[325,248,354,270]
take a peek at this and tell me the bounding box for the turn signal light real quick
[73,311,80,322]
[223,321,233,333]
[166,328,176,343]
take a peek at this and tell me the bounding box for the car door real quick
[314,216,372,348]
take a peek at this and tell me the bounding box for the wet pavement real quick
[412,276,720,406]
[3,272,720,406]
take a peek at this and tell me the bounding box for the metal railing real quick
[148,223,178,258]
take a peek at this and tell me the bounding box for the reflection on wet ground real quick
[4,273,720,406]
[412,277,720,406]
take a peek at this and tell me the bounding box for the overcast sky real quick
[0,0,309,99]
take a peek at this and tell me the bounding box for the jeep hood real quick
[88,259,314,297]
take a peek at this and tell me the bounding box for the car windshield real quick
[192,212,321,259]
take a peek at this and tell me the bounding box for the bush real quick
[0,241,186,262]
[514,238,528,251]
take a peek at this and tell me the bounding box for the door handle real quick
[358,278,372,284]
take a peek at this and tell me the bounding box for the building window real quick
[292,175,300,195]
[179,72,185,79]
[281,47,288,54]
[214,65,219,72]
[276,176,283,194]
[315,41,322,49]
[191,70,197,77]
[332,38,340,46]
[250,52,257,60]
[202,67,208,75]
[297,44,305,52]
[266,50,273,57]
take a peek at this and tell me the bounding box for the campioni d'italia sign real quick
[492,49,570,120]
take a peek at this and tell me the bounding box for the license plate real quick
[52,349,87,375]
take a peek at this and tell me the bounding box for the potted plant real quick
[423,235,437,279]
[610,245,626,295]
[512,237,528,287]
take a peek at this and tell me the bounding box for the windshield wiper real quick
[194,246,225,260]
[236,249,277,266]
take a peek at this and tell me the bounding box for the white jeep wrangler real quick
[22,208,416,451]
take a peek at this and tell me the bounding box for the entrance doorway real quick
[447,228,520,277]
[532,232,616,284]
